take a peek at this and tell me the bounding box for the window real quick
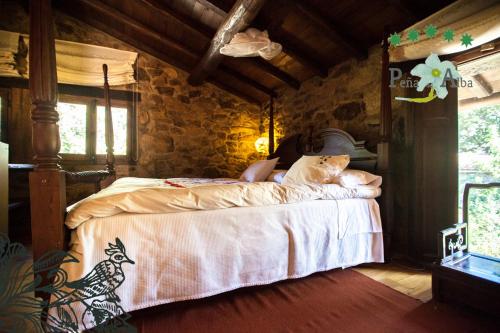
[457,55,499,259]
[57,95,136,164]
[59,102,87,154]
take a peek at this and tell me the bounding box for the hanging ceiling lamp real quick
[220,28,282,60]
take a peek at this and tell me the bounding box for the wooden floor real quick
[354,262,433,302]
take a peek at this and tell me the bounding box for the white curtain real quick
[0,30,21,77]
[54,38,137,86]
[24,36,138,86]
[390,0,500,62]
[0,29,138,86]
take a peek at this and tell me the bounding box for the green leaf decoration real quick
[443,29,455,42]
[389,32,402,46]
[461,33,473,47]
[424,24,438,38]
[408,29,419,42]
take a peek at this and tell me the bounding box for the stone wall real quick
[0,2,261,202]
[273,46,383,150]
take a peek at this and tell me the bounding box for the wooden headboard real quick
[268,128,377,172]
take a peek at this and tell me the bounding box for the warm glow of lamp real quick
[255,136,269,154]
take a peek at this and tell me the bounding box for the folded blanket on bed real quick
[66,177,381,229]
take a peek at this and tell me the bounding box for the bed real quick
[45,128,384,330]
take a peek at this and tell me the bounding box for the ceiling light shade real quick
[220,28,282,60]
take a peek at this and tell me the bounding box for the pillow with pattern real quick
[282,155,350,185]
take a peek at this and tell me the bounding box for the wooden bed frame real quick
[27,0,393,299]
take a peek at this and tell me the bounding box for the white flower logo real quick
[395,53,461,103]
[411,53,461,99]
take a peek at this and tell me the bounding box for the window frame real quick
[58,94,137,165]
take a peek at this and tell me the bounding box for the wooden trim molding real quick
[0,77,141,102]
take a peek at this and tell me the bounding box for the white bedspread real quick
[66,177,381,228]
[56,198,383,331]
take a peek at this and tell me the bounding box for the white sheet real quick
[54,198,383,330]
[65,177,382,228]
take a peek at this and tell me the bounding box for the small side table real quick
[432,253,500,315]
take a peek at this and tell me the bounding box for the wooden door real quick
[410,87,458,260]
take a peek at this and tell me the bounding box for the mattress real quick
[51,198,383,331]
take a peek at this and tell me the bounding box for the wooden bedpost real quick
[378,28,394,261]
[268,94,275,154]
[103,64,115,174]
[29,0,67,271]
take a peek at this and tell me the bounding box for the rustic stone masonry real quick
[273,46,384,150]
[132,54,260,179]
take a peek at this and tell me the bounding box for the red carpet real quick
[131,269,498,333]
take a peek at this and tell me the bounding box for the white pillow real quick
[282,155,350,185]
[334,169,382,188]
[239,158,279,182]
[266,169,287,183]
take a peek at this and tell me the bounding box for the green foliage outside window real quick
[57,101,128,157]
[59,102,87,154]
[96,106,127,155]
[458,105,500,258]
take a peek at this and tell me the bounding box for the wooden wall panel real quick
[410,87,458,260]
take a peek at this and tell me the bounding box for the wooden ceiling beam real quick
[254,58,300,89]
[293,0,366,59]
[268,28,329,77]
[188,0,268,86]
[58,0,266,104]
[141,0,300,89]
[220,64,276,96]
[253,0,329,77]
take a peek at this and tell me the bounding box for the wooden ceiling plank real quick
[386,0,419,21]
[269,28,329,77]
[254,58,300,89]
[221,64,275,96]
[78,0,199,59]
[187,0,268,86]
[58,0,263,104]
[140,0,214,39]
[142,0,299,89]
[294,0,367,59]
[253,0,328,77]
